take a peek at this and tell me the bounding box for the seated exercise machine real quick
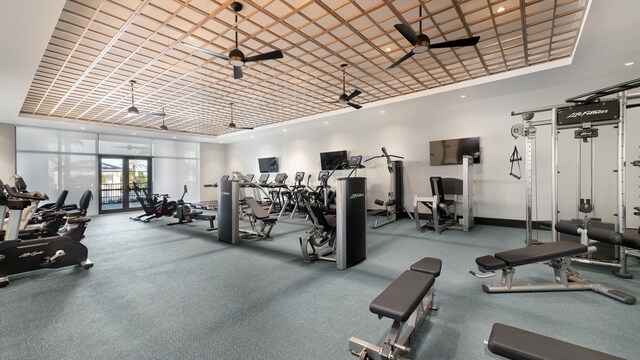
[299,202,336,263]
[365,147,413,229]
[0,181,93,287]
[414,155,474,234]
[349,257,442,360]
[470,221,636,304]
[129,182,177,222]
[217,173,278,244]
[299,156,367,269]
[485,323,624,360]
[167,185,215,230]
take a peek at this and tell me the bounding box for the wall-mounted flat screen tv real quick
[320,150,348,170]
[258,157,278,173]
[429,137,480,166]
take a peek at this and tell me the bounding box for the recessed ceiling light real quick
[80,127,85,130]
[172,136,177,139]
[380,110,386,114]
[219,141,223,143]
[385,47,392,52]
[283,129,287,132]
[496,6,505,13]
[250,135,254,138]
[460,94,467,98]
[324,121,329,125]
[625,61,635,66]
[132,132,136,135]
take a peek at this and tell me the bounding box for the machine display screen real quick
[258,157,278,173]
[429,137,480,166]
[320,150,348,170]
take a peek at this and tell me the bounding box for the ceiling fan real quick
[183,2,283,80]
[124,80,167,120]
[227,103,254,130]
[154,107,168,130]
[323,64,362,110]
[125,80,139,117]
[388,5,480,69]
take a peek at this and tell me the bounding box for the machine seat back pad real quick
[410,257,442,277]
[488,323,624,360]
[369,270,435,322]
[494,241,587,267]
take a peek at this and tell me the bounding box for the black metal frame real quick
[98,155,152,214]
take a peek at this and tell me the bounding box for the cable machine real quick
[510,77,640,278]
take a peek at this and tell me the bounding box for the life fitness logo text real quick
[566,109,608,118]
[222,192,231,196]
[350,193,364,200]
[19,251,44,258]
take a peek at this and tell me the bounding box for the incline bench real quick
[470,221,636,304]
[349,257,442,360]
[486,323,624,360]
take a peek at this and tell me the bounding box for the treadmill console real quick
[258,174,270,185]
[294,172,305,182]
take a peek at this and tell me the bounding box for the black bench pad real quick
[368,209,387,216]
[369,270,435,322]
[476,255,507,271]
[495,241,586,267]
[410,257,442,277]
[488,323,624,360]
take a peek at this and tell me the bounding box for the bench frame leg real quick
[349,287,437,360]
[481,258,636,304]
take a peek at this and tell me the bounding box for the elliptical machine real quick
[0,182,92,287]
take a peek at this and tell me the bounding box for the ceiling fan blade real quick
[239,126,254,130]
[430,36,480,49]
[347,102,362,110]
[146,111,166,116]
[394,24,419,45]
[183,43,229,61]
[244,50,284,63]
[388,51,415,69]
[233,66,243,79]
[347,90,362,101]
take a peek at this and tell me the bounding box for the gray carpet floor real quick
[0,213,639,360]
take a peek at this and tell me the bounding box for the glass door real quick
[99,156,151,214]
[127,158,150,210]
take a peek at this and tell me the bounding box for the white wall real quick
[0,123,15,181]
[200,142,227,201]
[225,58,640,228]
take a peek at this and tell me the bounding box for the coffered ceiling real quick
[19,0,589,136]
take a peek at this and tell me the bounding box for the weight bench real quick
[243,197,277,238]
[485,323,624,360]
[470,221,636,304]
[349,257,442,360]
